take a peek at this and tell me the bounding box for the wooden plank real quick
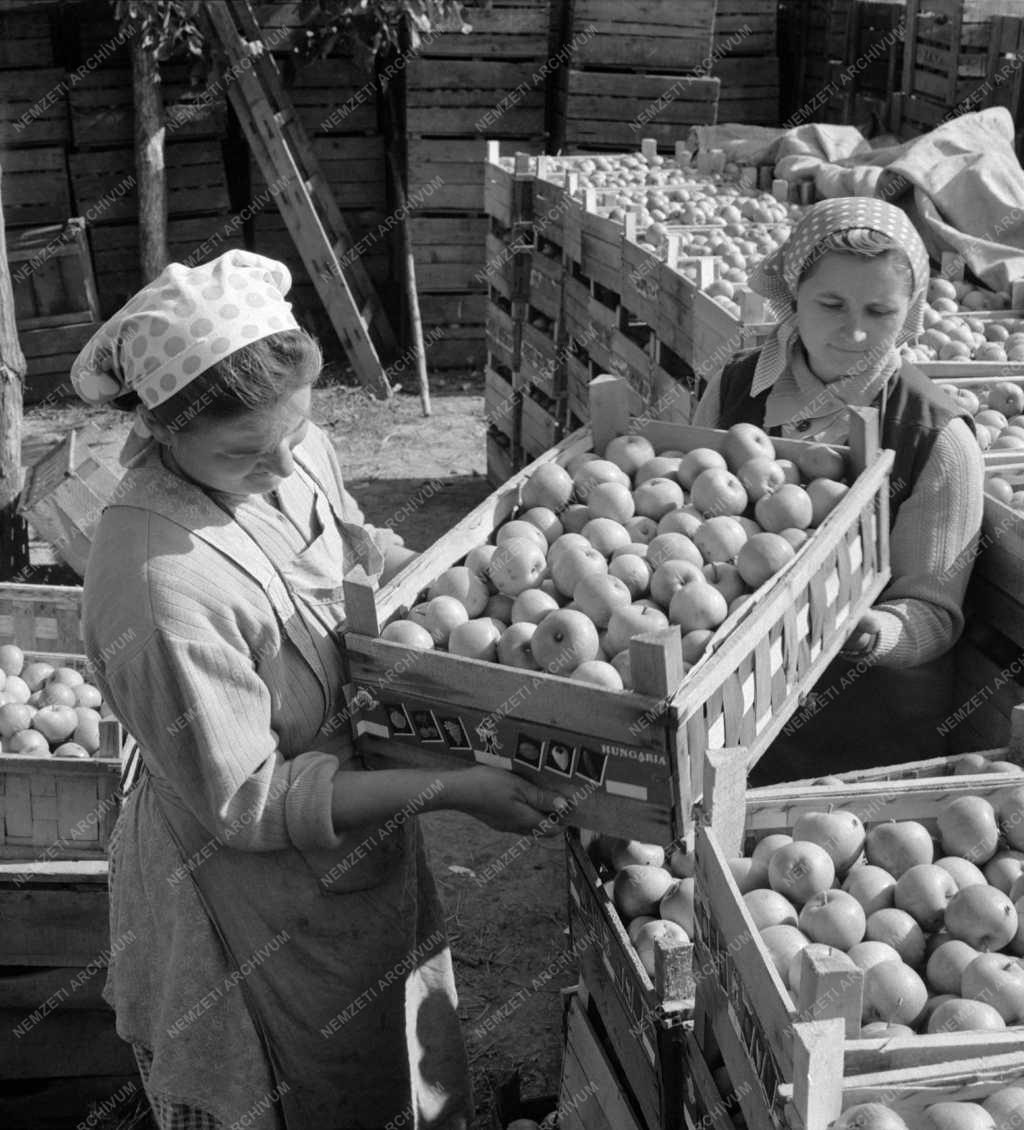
[561,995,646,1130]
[0,147,70,227]
[0,886,109,966]
[0,10,53,69]
[0,965,109,1010]
[0,67,67,145]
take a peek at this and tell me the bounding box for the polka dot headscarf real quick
[71,250,301,409]
[748,197,930,396]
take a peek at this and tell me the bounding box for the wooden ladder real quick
[203,0,398,398]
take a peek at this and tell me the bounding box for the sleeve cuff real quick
[860,607,909,667]
[284,751,348,851]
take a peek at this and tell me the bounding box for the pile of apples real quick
[903,313,1024,369]
[381,424,852,691]
[927,275,1015,316]
[0,645,107,758]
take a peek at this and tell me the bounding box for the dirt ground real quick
[20,375,570,1128]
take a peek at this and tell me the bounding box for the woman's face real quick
[160,385,312,496]
[795,252,912,384]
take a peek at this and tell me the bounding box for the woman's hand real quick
[446,766,574,836]
[841,609,886,658]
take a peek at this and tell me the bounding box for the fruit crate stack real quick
[341,374,895,845]
[0,581,138,1130]
[403,0,550,376]
[709,0,781,127]
[890,0,1024,149]
[552,0,721,154]
[692,747,1024,1130]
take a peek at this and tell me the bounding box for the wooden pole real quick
[132,25,168,282]
[390,154,431,417]
[0,162,30,579]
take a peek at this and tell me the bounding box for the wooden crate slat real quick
[0,10,53,69]
[0,146,71,227]
[0,67,67,145]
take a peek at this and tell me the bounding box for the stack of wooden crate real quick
[0,584,138,1130]
[553,0,721,153]
[890,0,1024,146]
[710,0,781,126]
[404,0,550,375]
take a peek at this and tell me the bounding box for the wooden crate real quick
[0,860,140,1130]
[409,136,544,215]
[0,583,85,655]
[682,1029,738,1130]
[0,147,71,228]
[68,62,228,149]
[410,215,490,293]
[563,71,720,152]
[559,991,647,1130]
[341,376,894,843]
[694,757,1024,1130]
[528,246,564,322]
[519,319,563,399]
[486,299,521,372]
[713,0,779,55]
[903,0,1022,110]
[422,0,550,60]
[484,229,533,303]
[566,830,691,1130]
[567,0,717,72]
[486,429,516,488]
[713,57,781,127]
[566,350,591,424]
[9,220,100,330]
[69,141,229,226]
[20,426,124,579]
[251,135,387,211]
[484,366,517,442]
[19,322,102,408]
[0,8,54,70]
[406,57,547,139]
[285,56,379,137]
[519,387,562,460]
[0,67,67,146]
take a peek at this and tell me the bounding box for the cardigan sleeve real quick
[865,416,984,667]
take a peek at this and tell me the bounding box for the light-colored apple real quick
[550,544,608,598]
[690,467,748,518]
[633,477,685,520]
[768,841,836,906]
[660,877,695,934]
[925,938,979,996]
[633,919,689,979]
[847,940,903,972]
[693,515,748,565]
[722,422,776,472]
[573,573,633,628]
[865,820,934,878]
[676,447,726,490]
[945,885,1018,952]
[961,952,1024,1024]
[743,888,798,930]
[530,609,601,675]
[861,960,928,1026]
[605,604,670,656]
[840,865,896,918]
[865,908,926,967]
[938,795,1000,864]
[894,863,958,932]
[604,435,657,476]
[612,863,676,919]
[587,481,635,523]
[935,856,988,890]
[799,889,867,948]
[381,620,436,649]
[521,462,574,512]
[496,622,539,669]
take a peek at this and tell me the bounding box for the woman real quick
[73,251,569,1129]
[691,198,984,783]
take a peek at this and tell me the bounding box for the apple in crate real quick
[0,702,36,739]
[53,742,92,759]
[73,707,102,755]
[0,644,24,676]
[828,1104,909,1129]
[20,661,55,692]
[32,705,79,744]
[6,729,51,755]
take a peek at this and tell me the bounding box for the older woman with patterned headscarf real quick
[72,251,571,1129]
[692,198,984,781]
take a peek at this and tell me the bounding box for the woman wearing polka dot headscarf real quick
[691,199,984,781]
[73,252,570,1129]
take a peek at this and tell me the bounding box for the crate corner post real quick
[343,566,382,636]
[588,374,634,456]
[790,1016,846,1130]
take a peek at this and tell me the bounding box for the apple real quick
[865,820,934,878]
[794,809,866,876]
[550,545,607,598]
[865,908,927,967]
[894,864,958,931]
[690,468,748,518]
[448,618,501,661]
[928,997,1007,1034]
[0,702,36,740]
[658,508,702,538]
[726,856,770,894]
[489,538,548,596]
[573,573,632,628]
[861,960,928,1026]
[743,888,799,929]
[464,544,497,585]
[50,667,84,688]
[993,784,1024,851]
[667,844,694,879]
[572,660,624,690]
[925,938,979,995]
[768,841,836,906]
[935,856,988,890]
[676,447,727,490]
[937,795,1000,864]
[669,583,728,633]
[604,603,670,656]
[919,1103,994,1130]
[635,456,682,485]
[428,566,490,617]
[693,516,748,566]
[6,729,51,755]
[53,741,91,759]
[496,622,539,669]
[736,456,786,502]
[760,923,810,981]
[548,533,592,568]
[681,629,714,664]
[983,850,1024,894]
[755,483,814,533]
[484,593,514,623]
[722,422,775,472]
[626,915,657,944]
[73,707,102,755]
[828,1104,910,1130]
[646,532,703,570]
[608,554,652,599]
[798,443,846,482]
[587,481,636,523]
[31,705,78,744]
[411,596,469,646]
[847,940,903,971]
[603,837,665,869]
[806,478,850,525]
[650,560,705,608]
[20,661,55,692]
[633,919,689,979]
[633,477,685,520]
[560,504,591,534]
[623,516,659,544]
[582,517,632,557]
[843,865,896,915]
[573,458,632,500]
[612,863,676,919]
[702,562,747,603]
[961,952,1024,1023]
[983,1087,1024,1126]
[660,877,695,934]
[945,886,1018,951]
[751,834,794,867]
[799,889,867,948]
[530,609,600,675]
[496,520,548,554]
[519,506,563,544]
[0,644,24,676]
[604,434,657,476]
[521,462,574,512]
[381,620,436,649]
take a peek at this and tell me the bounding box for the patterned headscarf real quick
[748,197,930,396]
[72,250,300,409]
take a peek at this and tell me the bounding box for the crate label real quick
[353,689,673,803]
[695,899,785,1120]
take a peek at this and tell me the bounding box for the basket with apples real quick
[693,749,1024,1130]
[566,828,692,1130]
[0,582,128,860]
[341,375,893,844]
